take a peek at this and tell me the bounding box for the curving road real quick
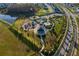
[53,4,78,56]
[30,4,76,56]
[1,3,78,56]
[39,35,45,56]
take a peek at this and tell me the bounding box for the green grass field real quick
[53,16,66,36]
[13,16,66,55]
[0,21,38,56]
[75,16,79,56]
[35,7,53,16]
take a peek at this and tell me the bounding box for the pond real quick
[38,27,45,36]
[0,14,17,24]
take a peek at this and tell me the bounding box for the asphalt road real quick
[54,4,78,56]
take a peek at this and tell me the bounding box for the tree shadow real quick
[9,27,40,52]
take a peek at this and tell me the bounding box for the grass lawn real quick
[13,16,66,55]
[35,7,53,16]
[35,8,47,16]
[44,31,56,50]
[76,16,79,28]
[68,8,75,13]
[53,16,66,36]
[0,21,37,56]
[13,17,56,52]
[48,16,67,55]
[75,15,79,56]
[13,18,41,49]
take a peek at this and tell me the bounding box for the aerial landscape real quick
[0,3,79,56]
